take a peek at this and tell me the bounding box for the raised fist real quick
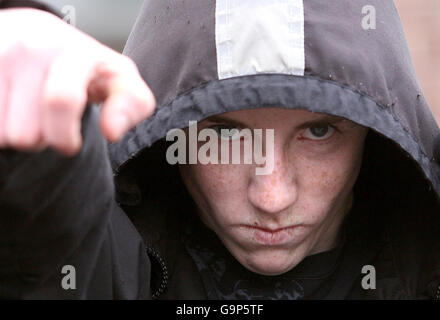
[0,8,156,155]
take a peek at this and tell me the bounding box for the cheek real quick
[295,141,364,215]
[179,164,250,221]
[191,164,245,195]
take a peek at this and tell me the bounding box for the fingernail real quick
[113,114,130,140]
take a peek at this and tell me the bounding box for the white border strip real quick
[215,0,305,80]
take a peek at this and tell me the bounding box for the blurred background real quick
[39,0,143,52]
[395,0,440,124]
[40,0,440,125]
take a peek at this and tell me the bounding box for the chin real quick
[246,261,295,276]
[238,249,305,276]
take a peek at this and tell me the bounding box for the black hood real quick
[109,0,440,201]
[107,0,440,297]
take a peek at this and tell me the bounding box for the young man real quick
[0,0,439,299]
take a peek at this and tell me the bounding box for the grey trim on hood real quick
[109,74,440,204]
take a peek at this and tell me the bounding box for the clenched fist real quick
[0,8,156,155]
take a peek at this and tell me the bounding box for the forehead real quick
[204,108,348,127]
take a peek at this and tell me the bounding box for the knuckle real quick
[8,40,31,56]
[127,83,156,116]
[115,56,139,78]
[1,40,32,63]
[123,88,156,122]
[131,98,152,119]
[50,138,82,156]
[141,89,157,115]
[120,56,137,72]
[44,92,84,113]
[4,36,51,61]
[44,121,82,156]
[146,88,157,110]
[6,130,40,149]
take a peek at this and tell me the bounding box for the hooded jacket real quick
[1,0,440,299]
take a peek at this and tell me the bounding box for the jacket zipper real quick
[146,245,168,299]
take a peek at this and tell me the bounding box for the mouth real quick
[239,225,298,246]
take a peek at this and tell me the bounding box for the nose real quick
[247,148,297,215]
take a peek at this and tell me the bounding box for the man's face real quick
[179,108,369,276]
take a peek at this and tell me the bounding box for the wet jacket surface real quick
[1,0,440,299]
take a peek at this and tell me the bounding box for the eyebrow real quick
[205,113,347,130]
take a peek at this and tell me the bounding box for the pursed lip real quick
[238,224,299,245]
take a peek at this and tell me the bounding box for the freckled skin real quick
[179,108,369,276]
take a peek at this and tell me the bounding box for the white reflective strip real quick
[215,0,305,80]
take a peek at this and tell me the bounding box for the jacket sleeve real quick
[0,108,151,299]
[0,1,151,299]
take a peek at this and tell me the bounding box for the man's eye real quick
[210,125,242,140]
[302,124,335,140]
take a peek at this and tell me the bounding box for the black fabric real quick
[123,0,219,109]
[0,107,151,299]
[303,0,440,164]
